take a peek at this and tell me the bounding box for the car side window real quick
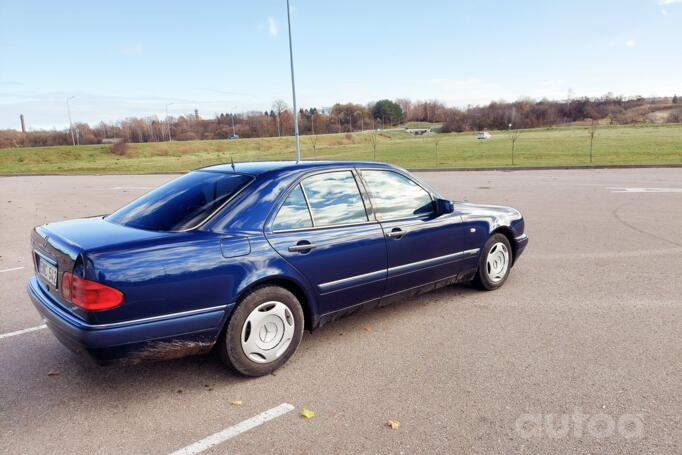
[361,170,434,220]
[272,184,313,231]
[300,171,368,227]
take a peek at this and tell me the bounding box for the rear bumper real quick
[27,276,230,364]
[513,233,529,264]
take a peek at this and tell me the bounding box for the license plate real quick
[37,255,58,287]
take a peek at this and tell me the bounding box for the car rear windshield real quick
[106,171,252,231]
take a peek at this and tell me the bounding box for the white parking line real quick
[169,403,295,455]
[0,266,24,273]
[607,187,682,193]
[108,186,153,190]
[0,324,47,340]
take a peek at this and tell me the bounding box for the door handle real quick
[288,241,317,253]
[386,228,405,239]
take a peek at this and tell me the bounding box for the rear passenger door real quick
[359,169,472,297]
[265,170,387,315]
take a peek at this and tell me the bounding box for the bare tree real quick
[434,135,442,167]
[271,99,288,137]
[588,119,598,164]
[356,111,364,132]
[510,130,521,165]
[368,130,378,161]
[308,133,319,157]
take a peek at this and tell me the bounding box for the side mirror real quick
[436,198,454,215]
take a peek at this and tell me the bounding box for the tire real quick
[219,285,304,377]
[473,233,512,291]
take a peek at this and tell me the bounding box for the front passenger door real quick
[360,169,472,297]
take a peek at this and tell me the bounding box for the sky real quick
[1,0,681,130]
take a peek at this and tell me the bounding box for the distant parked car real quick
[406,128,431,135]
[28,161,528,376]
[228,133,239,140]
[477,131,492,140]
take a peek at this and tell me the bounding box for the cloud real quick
[661,8,668,14]
[118,43,144,57]
[625,39,637,48]
[268,16,278,37]
[659,0,682,4]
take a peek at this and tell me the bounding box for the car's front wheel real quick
[473,233,512,290]
[219,285,304,377]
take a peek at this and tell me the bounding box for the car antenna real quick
[230,154,235,170]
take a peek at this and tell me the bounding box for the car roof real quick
[199,160,398,176]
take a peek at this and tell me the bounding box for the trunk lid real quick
[31,216,171,319]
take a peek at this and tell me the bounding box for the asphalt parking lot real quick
[1,168,681,454]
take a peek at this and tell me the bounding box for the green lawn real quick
[1,124,681,174]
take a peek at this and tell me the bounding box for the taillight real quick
[61,272,124,311]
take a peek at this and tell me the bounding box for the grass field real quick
[1,124,681,174]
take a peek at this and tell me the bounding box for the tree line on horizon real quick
[1,95,680,149]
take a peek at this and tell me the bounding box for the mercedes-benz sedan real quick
[28,161,528,376]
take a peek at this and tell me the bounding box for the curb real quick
[410,164,682,172]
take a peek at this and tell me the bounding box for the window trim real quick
[267,168,374,234]
[357,168,437,223]
[270,183,315,232]
[298,183,317,226]
[185,171,256,232]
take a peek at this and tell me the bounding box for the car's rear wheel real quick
[219,285,304,377]
[473,233,512,290]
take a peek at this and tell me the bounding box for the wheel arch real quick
[490,226,516,265]
[232,276,315,331]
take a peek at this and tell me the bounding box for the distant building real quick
[102,138,124,144]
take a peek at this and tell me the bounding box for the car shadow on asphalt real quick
[4,283,481,402]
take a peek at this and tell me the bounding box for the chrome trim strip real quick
[515,233,528,241]
[34,250,57,266]
[86,305,229,330]
[387,248,480,276]
[316,268,467,326]
[318,269,387,294]
[317,248,480,293]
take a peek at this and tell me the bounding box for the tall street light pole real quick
[286,0,301,162]
[66,96,76,146]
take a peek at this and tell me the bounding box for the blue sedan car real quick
[28,161,528,376]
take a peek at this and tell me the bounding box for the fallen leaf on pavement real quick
[300,409,315,419]
[386,419,400,430]
[363,325,373,332]
[230,400,243,406]
[47,370,60,377]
